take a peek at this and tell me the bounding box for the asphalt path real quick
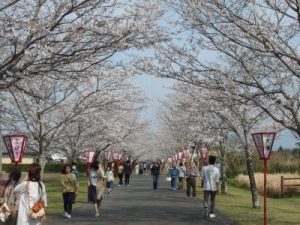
[47,175,237,225]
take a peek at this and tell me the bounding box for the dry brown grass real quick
[235,173,300,197]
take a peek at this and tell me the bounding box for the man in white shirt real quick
[201,155,220,218]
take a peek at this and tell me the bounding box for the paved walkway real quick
[47,175,237,225]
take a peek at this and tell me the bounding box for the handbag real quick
[26,182,46,220]
[0,183,13,223]
[0,202,10,223]
[27,199,45,219]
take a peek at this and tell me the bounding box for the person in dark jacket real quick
[123,160,132,186]
[151,162,161,190]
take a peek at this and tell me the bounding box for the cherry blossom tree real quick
[1,68,146,173]
[144,0,300,139]
[0,0,166,89]
[156,81,280,207]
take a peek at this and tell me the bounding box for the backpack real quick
[170,168,177,177]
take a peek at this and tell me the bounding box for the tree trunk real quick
[219,141,227,194]
[220,161,227,193]
[245,146,260,208]
[38,141,46,178]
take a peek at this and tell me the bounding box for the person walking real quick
[201,155,220,219]
[169,164,178,190]
[143,163,147,174]
[14,163,47,225]
[138,163,144,175]
[185,162,198,199]
[61,165,78,219]
[177,162,186,190]
[88,161,104,217]
[123,161,132,186]
[135,164,139,175]
[117,163,124,186]
[71,162,79,189]
[106,167,114,194]
[150,161,161,190]
[0,166,21,225]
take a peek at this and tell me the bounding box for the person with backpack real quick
[169,164,178,190]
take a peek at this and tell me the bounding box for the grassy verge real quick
[196,183,300,225]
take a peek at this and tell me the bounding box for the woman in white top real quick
[105,167,114,194]
[88,161,104,217]
[14,163,47,225]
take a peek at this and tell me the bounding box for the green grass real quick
[196,184,300,225]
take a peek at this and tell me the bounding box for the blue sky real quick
[133,75,299,150]
[132,74,174,127]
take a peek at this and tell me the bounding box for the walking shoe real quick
[209,213,216,218]
[64,212,68,218]
[95,212,99,217]
[66,214,71,219]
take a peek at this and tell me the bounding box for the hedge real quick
[1,163,89,173]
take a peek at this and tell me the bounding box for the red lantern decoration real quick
[252,132,276,160]
[112,152,119,161]
[85,150,95,164]
[3,135,27,164]
[182,149,190,158]
[104,151,111,161]
[199,146,209,167]
[178,152,183,159]
[252,132,276,225]
[118,153,123,161]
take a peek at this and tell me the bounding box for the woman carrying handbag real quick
[14,163,47,225]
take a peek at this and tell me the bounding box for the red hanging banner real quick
[3,135,27,164]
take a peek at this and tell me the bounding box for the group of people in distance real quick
[166,155,220,219]
[61,159,133,219]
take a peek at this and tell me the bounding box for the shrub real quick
[2,163,88,173]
